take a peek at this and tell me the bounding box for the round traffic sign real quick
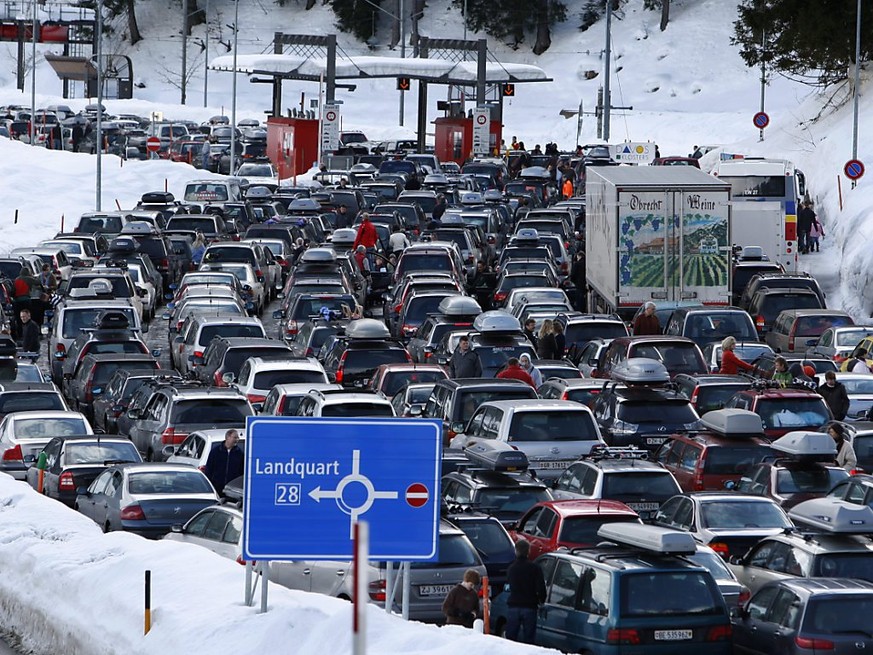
[405,483,429,508]
[753,111,770,129]
[146,136,161,152]
[325,110,337,122]
[845,159,865,180]
[475,113,487,126]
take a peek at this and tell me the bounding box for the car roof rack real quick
[789,498,873,535]
[596,523,697,555]
[585,444,649,461]
[463,440,529,472]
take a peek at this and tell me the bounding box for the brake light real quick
[402,324,416,335]
[286,320,299,337]
[755,315,765,329]
[834,353,847,363]
[161,428,187,445]
[84,365,97,402]
[706,625,731,642]
[214,370,226,386]
[368,579,386,602]
[193,350,204,360]
[424,351,432,360]
[120,505,146,521]
[560,262,569,274]
[394,303,402,314]
[737,587,751,606]
[55,343,66,354]
[494,291,506,303]
[606,629,640,645]
[336,353,347,384]
[690,385,701,405]
[277,398,286,414]
[160,258,169,269]
[247,393,266,404]
[254,269,263,278]
[2,444,23,461]
[58,471,76,491]
[710,542,730,559]
[795,636,834,650]
[693,449,706,490]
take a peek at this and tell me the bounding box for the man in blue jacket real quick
[204,428,244,495]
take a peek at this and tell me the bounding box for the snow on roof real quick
[209,54,550,83]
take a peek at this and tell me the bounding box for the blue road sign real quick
[753,111,769,129]
[242,417,442,561]
[845,159,865,181]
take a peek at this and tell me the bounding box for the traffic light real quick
[397,77,411,92]
[502,83,515,97]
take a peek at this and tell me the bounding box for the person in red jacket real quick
[353,213,379,267]
[497,357,536,388]
[719,336,757,375]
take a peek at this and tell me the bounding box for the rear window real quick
[253,370,326,388]
[15,416,86,437]
[321,403,394,418]
[565,323,628,345]
[757,398,829,429]
[629,343,705,374]
[128,470,213,494]
[473,344,537,371]
[838,329,873,346]
[62,308,137,339]
[410,533,479,569]
[694,385,751,413]
[398,254,452,275]
[78,216,123,233]
[223,348,291,375]
[758,293,822,321]
[135,239,169,262]
[476,487,552,516]
[86,342,148,356]
[381,370,446,397]
[454,389,536,423]
[67,276,132,298]
[93,360,158,385]
[198,324,264,346]
[618,401,697,424]
[620,572,724,617]
[559,515,640,545]
[794,315,853,336]
[508,410,600,442]
[699,500,791,529]
[65,442,140,464]
[702,445,773,475]
[291,297,355,319]
[775,467,847,494]
[405,296,453,324]
[343,350,409,376]
[565,389,602,408]
[203,247,257,265]
[171,399,252,424]
[184,183,229,202]
[0,393,64,414]
[814,556,873,583]
[454,520,512,557]
[804,596,873,632]
[168,217,219,233]
[602,472,681,497]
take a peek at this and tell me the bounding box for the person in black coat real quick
[819,371,850,421]
[18,309,40,355]
[505,539,546,643]
[204,429,244,494]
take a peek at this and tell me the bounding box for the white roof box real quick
[597,523,697,555]
[770,431,836,458]
[789,498,873,534]
[299,248,337,264]
[700,409,765,437]
[120,221,157,236]
[464,439,529,472]
[345,318,390,340]
[331,228,357,245]
[438,296,482,317]
[610,358,670,385]
[473,311,521,334]
[460,192,484,205]
[739,245,767,261]
[514,228,539,244]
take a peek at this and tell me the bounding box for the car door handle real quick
[302,568,311,575]
[336,570,346,576]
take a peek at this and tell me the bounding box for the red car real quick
[724,384,832,439]
[509,499,641,560]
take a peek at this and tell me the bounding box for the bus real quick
[711,157,806,271]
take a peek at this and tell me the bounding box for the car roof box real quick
[95,310,130,330]
[331,228,357,245]
[597,523,697,555]
[739,245,767,261]
[514,228,539,244]
[473,311,521,334]
[288,198,321,212]
[789,498,873,534]
[120,221,158,236]
[464,439,529,472]
[700,408,764,437]
[438,296,482,317]
[770,431,836,459]
[140,191,174,205]
[300,248,337,264]
[610,358,670,385]
[345,318,390,340]
[460,192,484,205]
[108,236,139,254]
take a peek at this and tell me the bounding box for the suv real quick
[113,224,183,293]
[538,378,608,409]
[489,523,732,654]
[596,336,708,379]
[724,381,832,439]
[232,357,329,406]
[663,306,759,350]
[320,319,411,388]
[555,312,629,356]
[674,373,754,414]
[655,408,774,492]
[196,336,294,387]
[765,309,855,353]
[275,293,358,342]
[294,389,395,417]
[91,369,182,434]
[367,362,447,398]
[172,314,266,375]
[424,378,538,445]
[551,447,682,519]
[126,383,253,461]
[66,353,159,421]
[739,272,826,312]
[60,269,145,320]
[746,287,824,337]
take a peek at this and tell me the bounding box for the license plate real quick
[646,437,667,445]
[628,502,660,511]
[419,584,454,596]
[533,460,574,470]
[654,630,693,641]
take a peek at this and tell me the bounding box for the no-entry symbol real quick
[476,113,487,125]
[325,110,337,122]
[845,159,865,181]
[405,483,429,508]
[753,111,770,129]
[146,136,161,152]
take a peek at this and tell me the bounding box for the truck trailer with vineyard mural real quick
[585,167,732,321]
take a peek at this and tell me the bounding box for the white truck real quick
[585,167,732,320]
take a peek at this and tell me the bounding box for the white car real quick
[231,357,329,407]
[38,239,98,268]
[199,262,266,315]
[234,162,278,188]
[0,410,92,480]
[503,286,572,317]
[164,428,246,467]
[124,262,157,321]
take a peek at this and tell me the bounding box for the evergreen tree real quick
[733,0,872,86]
[453,0,566,53]
[326,0,383,43]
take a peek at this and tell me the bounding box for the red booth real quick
[434,116,503,166]
[267,117,319,182]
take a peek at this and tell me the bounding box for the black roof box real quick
[94,310,130,330]
[141,191,175,205]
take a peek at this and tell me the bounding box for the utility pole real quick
[758,29,766,142]
[181,0,188,105]
[29,0,37,146]
[96,0,103,210]
[852,0,862,162]
[229,0,239,175]
[399,0,405,126]
[602,0,612,141]
[203,0,209,107]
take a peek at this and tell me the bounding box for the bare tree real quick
[660,0,670,31]
[125,0,142,45]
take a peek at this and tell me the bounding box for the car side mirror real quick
[272,309,285,319]
[151,349,162,359]
[728,555,743,566]
[450,422,465,434]
[222,372,235,385]
[409,404,423,417]
[174,335,184,344]
[327,373,337,383]
[161,445,176,459]
[128,408,142,420]
[137,288,147,297]
[437,356,448,365]
[170,523,183,533]
[723,480,737,491]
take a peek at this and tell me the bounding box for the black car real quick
[674,373,755,414]
[441,467,553,526]
[320,319,411,388]
[92,369,183,434]
[65,353,159,422]
[444,510,516,597]
[195,336,294,387]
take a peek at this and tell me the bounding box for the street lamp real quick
[229,0,239,175]
[95,0,103,210]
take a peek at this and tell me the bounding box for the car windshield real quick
[62,308,137,339]
[700,500,791,529]
[476,488,552,516]
[694,385,752,412]
[198,324,264,346]
[804,596,873,633]
[128,470,214,494]
[321,403,394,417]
[66,442,140,464]
[409,534,479,569]
[618,401,698,424]
[184,184,229,202]
[602,472,681,497]
[170,399,252,424]
[253,370,325,389]
[565,323,627,345]
[620,572,723,617]
[15,417,86,438]
[757,398,829,429]
[815,556,873,582]
[0,393,65,414]
[508,411,599,442]
[237,164,273,177]
[559,515,640,545]
[776,467,848,494]
[702,445,774,475]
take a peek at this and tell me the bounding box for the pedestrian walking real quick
[504,539,546,644]
[570,250,587,311]
[809,215,824,252]
[204,428,244,495]
[798,201,815,254]
[632,302,661,335]
[553,321,566,357]
[12,267,36,339]
[191,232,207,266]
[448,336,482,378]
[353,213,378,267]
[18,309,40,356]
[441,569,481,628]
[388,225,410,258]
[522,319,538,350]
[850,349,871,374]
[819,371,850,420]
[829,423,857,472]
[537,320,560,360]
